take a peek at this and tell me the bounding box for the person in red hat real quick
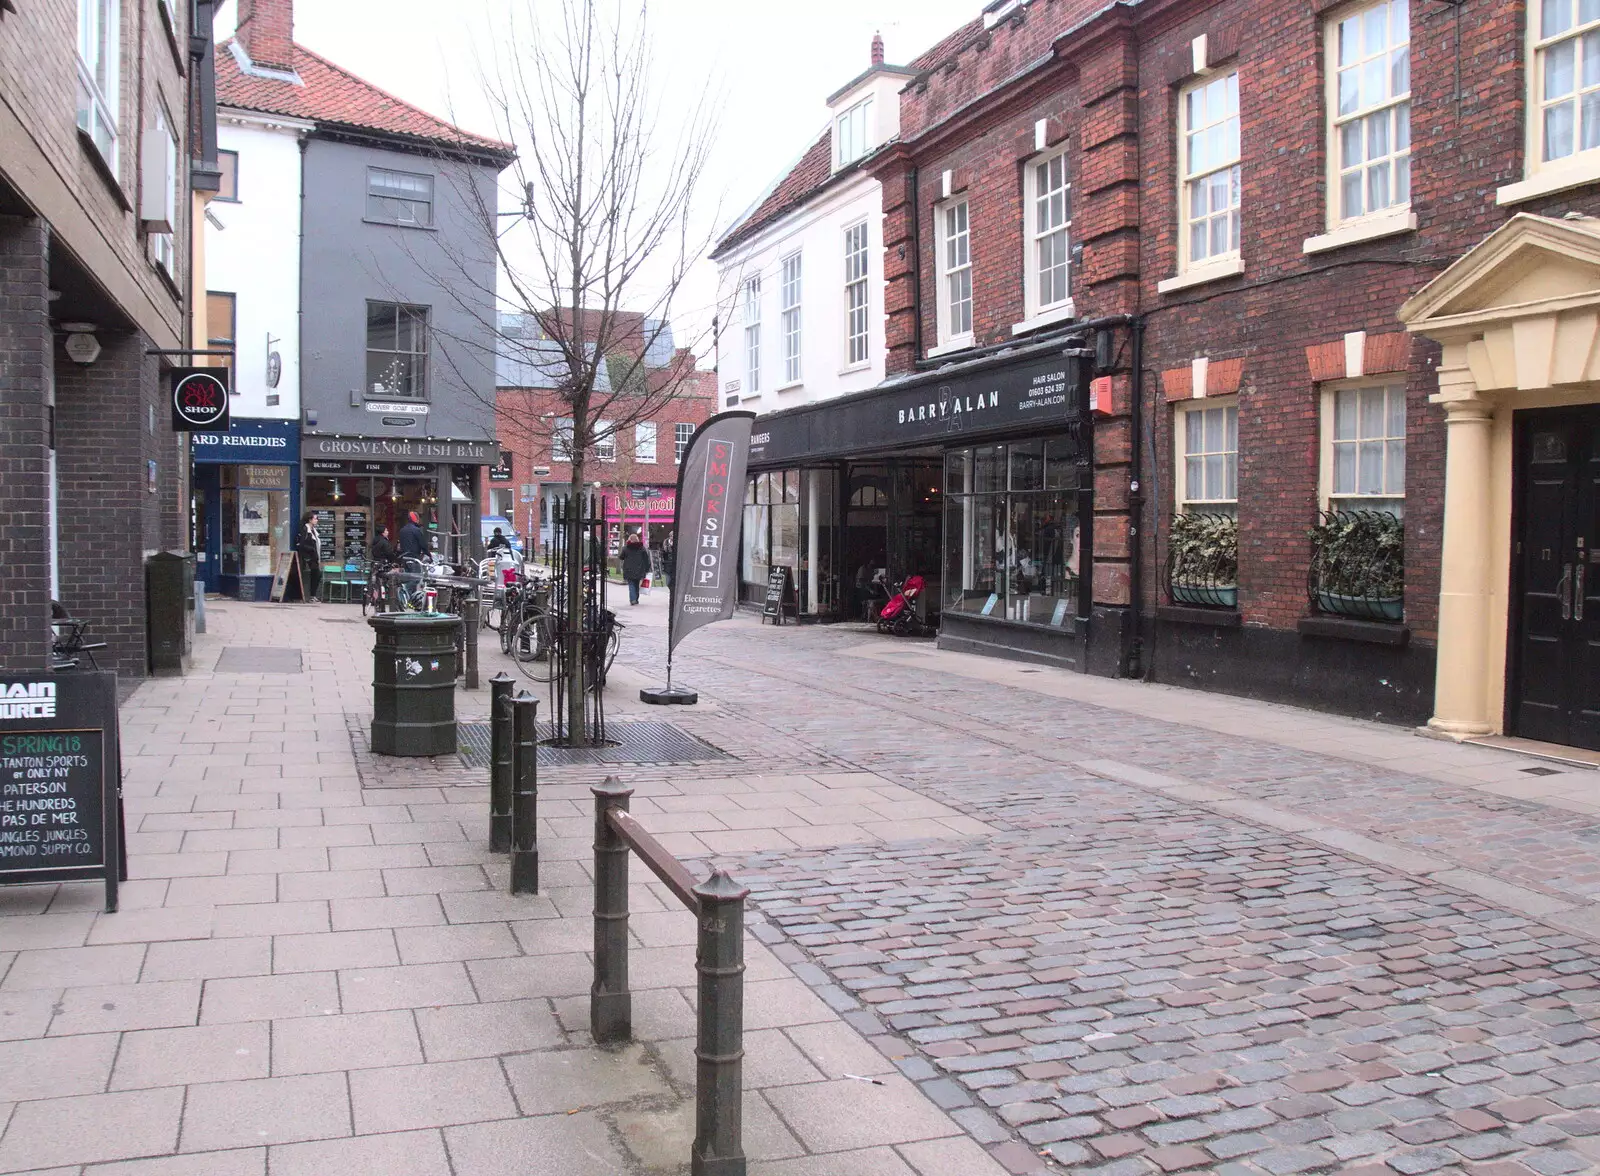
[399,511,427,560]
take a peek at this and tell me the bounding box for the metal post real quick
[463,592,480,689]
[591,775,633,1043]
[510,692,540,894]
[488,672,514,853]
[692,869,749,1176]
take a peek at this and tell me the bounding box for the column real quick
[806,472,819,615]
[1429,396,1495,738]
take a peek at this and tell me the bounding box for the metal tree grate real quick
[456,719,732,769]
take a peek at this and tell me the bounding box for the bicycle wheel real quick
[604,627,621,677]
[513,613,559,683]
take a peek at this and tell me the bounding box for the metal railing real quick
[1307,508,1404,622]
[488,675,540,895]
[592,776,747,1176]
[1164,511,1239,609]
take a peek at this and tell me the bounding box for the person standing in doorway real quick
[297,511,323,603]
[399,511,427,561]
[620,532,651,606]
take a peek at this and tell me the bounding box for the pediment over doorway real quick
[1402,214,1600,395]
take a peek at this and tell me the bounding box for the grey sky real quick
[218,0,982,359]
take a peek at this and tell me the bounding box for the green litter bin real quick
[369,612,461,756]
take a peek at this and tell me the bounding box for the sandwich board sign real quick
[0,671,125,912]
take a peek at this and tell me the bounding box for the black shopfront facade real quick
[743,342,1097,668]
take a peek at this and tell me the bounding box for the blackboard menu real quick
[762,566,790,624]
[341,510,369,563]
[0,672,123,911]
[1,730,104,871]
[315,515,336,563]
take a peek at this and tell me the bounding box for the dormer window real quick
[836,98,873,168]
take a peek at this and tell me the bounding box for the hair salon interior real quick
[717,0,1600,757]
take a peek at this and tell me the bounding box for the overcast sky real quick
[218,0,980,362]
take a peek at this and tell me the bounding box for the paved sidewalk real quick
[2,589,1600,1176]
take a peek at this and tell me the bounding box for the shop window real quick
[942,437,1080,627]
[367,167,434,226]
[76,0,120,169]
[366,302,429,399]
[1024,149,1072,320]
[936,199,974,350]
[217,149,239,201]
[780,252,802,385]
[1329,0,1411,225]
[844,221,870,367]
[219,465,292,578]
[1180,71,1241,270]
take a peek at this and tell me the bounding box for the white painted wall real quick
[716,171,886,416]
[205,112,309,421]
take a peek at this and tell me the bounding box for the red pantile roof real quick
[216,40,514,157]
[712,132,837,258]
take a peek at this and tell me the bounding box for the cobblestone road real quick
[593,611,1600,1176]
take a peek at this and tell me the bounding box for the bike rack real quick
[592,776,748,1176]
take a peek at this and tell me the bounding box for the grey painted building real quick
[217,0,513,573]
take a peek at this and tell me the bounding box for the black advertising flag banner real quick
[170,367,231,433]
[669,411,755,658]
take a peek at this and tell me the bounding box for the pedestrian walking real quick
[660,531,675,590]
[399,511,427,560]
[620,532,651,606]
[371,525,397,567]
[297,511,323,603]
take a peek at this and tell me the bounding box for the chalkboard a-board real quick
[762,566,791,625]
[269,552,304,603]
[0,671,123,912]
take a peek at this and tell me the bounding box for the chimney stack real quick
[236,0,294,72]
[871,32,885,67]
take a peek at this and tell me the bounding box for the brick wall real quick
[55,331,178,681]
[0,217,53,671]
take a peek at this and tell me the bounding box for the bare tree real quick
[461,0,720,744]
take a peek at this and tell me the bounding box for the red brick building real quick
[484,313,716,556]
[740,0,1600,751]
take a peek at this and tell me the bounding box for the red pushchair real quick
[876,574,929,636]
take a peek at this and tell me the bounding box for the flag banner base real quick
[640,685,698,706]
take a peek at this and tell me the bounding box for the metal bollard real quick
[463,594,480,689]
[691,870,749,1176]
[510,692,540,894]
[488,672,514,854]
[590,775,633,1043]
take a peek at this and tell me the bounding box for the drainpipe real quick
[907,168,923,362]
[1126,317,1146,679]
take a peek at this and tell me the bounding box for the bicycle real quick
[511,607,560,683]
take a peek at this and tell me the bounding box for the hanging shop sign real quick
[170,367,231,432]
[0,672,125,912]
[747,351,1085,467]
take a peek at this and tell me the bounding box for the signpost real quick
[0,672,124,912]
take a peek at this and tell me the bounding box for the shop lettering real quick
[313,439,492,461]
[0,683,55,720]
[897,390,999,426]
[193,435,289,448]
[694,441,733,588]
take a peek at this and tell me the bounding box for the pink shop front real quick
[604,489,675,557]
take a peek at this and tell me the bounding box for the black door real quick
[1511,406,1600,750]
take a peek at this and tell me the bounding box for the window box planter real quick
[1166,512,1238,610]
[1171,583,1237,608]
[1308,509,1403,623]
[1314,590,1402,621]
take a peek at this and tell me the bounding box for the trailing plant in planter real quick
[1308,509,1403,621]
[1167,512,1238,608]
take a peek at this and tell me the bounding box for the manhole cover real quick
[1520,765,1564,777]
[320,617,364,624]
[215,647,303,674]
[456,719,732,768]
